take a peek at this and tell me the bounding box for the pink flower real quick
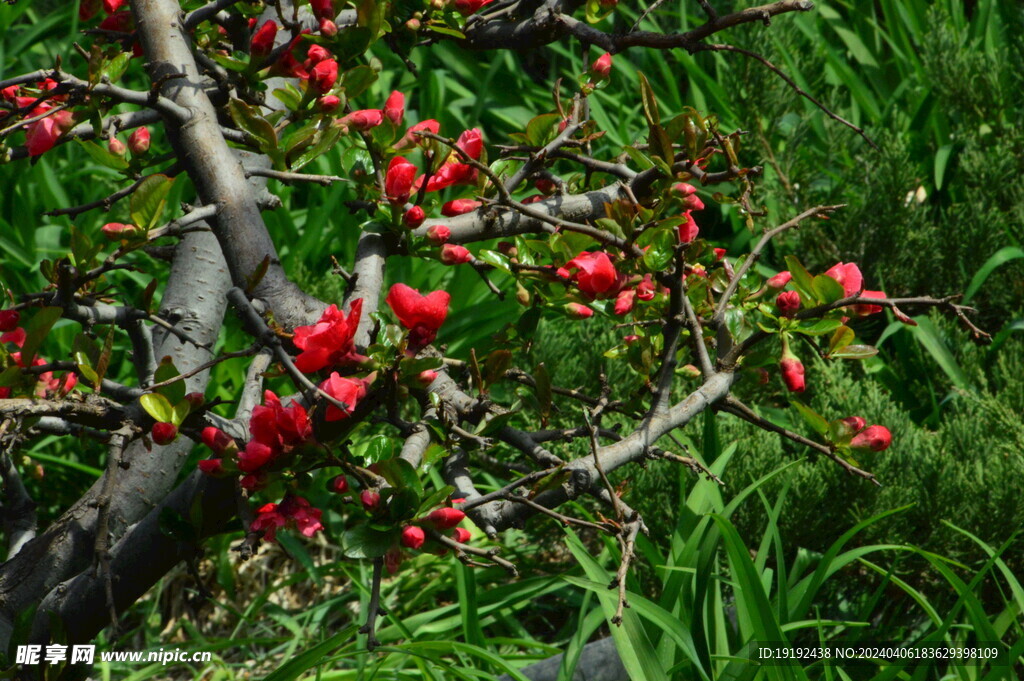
[250,21,277,59]
[426,224,451,244]
[441,199,482,216]
[319,372,369,421]
[766,271,792,290]
[128,126,150,154]
[151,422,178,445]
[557,251,618,297]
[440,244,472,265]
[250,390,313,449]
[824,262,864,298]
[591,53,613,79]
[292,301,364,372]
[385,156,417,204]
[566,303,594,319]
[310,59,338,95]
[775,291,801,318]
[384,90,405,126]
[456,128,483,160]
[853,290,886,316]
[780,358,805,393]
[850,425,892,452]
[386,283,450,350]
[404,206,426,228]
[401,525,426,549]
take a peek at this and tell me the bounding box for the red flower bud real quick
[384,90,405,126]
[0,310,20,332]
[330,475,349,493]
[151,422,178,445]
[310,0,334,20]
[319,18,338,36]
[565,303,594,319]
[713,247,727,261]
[307,44,331,65]
[417,370,438,386]
[766,271,792,290]
[839,416,867,434]
[342,108,383,131]
[441,199,482,217]
[534,178,556,194]
[319,95,341,113]
[850,425,892,453]
[101,222,136,240]
[779,358,805,393]
[426,224,451,244]
[678,211,700,243]
[775,290,801,318]
[360,490,381,512]
[183,392,205,409]
[197,459,224,476]
[440,244,472,265]
[624,334,640,345]
[426,507,465,530]
[591,53,613,79]
[404,206,426,228]
[613,289,635,316]
[108,136,126,156]
[128,126,150,154]
[454,0,495,16]
[401,525,426,549]
[250,21,277,59]
[678,364,701,378]
[201,427,233,454]
[385,156,417,204]
[452,527,471,543]
[310,59,339,95]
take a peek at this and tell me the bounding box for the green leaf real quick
[829,325,855,353]
[75,140,129,171]
[20,307,62,368]
[341,524,397,559]
[374,458,423,498]
[638,225,675,271]
[783,255,816,301]
[228,99,283,166]
[934,143,954,190]
[963,246,1024,303]
[102,51,131,84]
[584,0,614,23]
[830,344,879,359]
[94,325,115,386]
[425,23,465,39]
[289,125,342,171]
[790,400,829,435]
[525,113,560,147]
[483,350,513,389]
[129,174,174,232]
[638,72,661,126]
[416,485,456,517]
[152,356,185,405]
[794,318,843,336]
[534,362,551,427]
[811,274,846,304]
[360,434,395,465]
[341,64,377,99]
[140,393,174,423]
[475,249,511,273]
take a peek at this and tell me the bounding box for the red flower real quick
[103,0,126,12]
[401,525,426,549]
[385,156,417,204]
[2,328,26,348]
[128,126,150,154]
[441,199,481,216]
[636,274,656,301]
[250,21,277,59]
[776,291,801,318]
[557,251,618,297]
[292,300,364,372]
[591,53,613,79]
[98,9,133,32]
[424,163,476,192]
[310,59,338,95]
[850,425,892,452]
[426,224,451,244]
[250,390,313,449]
[0,310,19,332]
[307,44,331,65]
[566,303,594,319]
[279,495,324,537]
[713,247,727,260]
[250,502,287,541]
[766,271,792,290]
[454,0,495,16]
[780,358,805,393]
[151,422,178,445]
[853,290,886,316]
[384,90,405,126]
[79,0,101,21]
[197,459,224,476]
[426,507,465,530]
[678,211,700,243]
[26,109,73,157]
[238,440,275,472]
[386,283,450,350]
[404,206,426,228]
[319,372,369,421]
[824,262,864,297]
[440,244,472,265]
